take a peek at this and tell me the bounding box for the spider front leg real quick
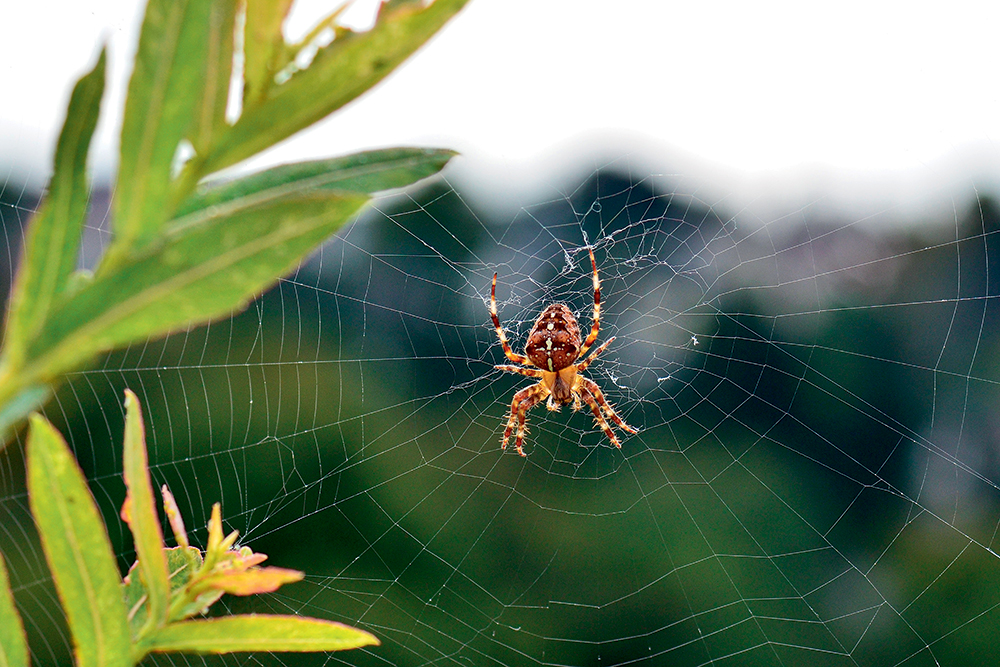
[576,336,615,373]
[491,272,530,365]
[577,248,602,358]
[496,365,544,379]
[503,382,549,456]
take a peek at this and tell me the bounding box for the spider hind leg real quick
[579,386,621,448]
[503,383,549,456]
[579,376,638,442]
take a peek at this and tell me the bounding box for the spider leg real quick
[577,248,602,358]
[579,376,639,435]
[578,385,621,448]
[491,272,530,365]
[502,383,548,456]
[576,336,615,373]
[496,365,544,378]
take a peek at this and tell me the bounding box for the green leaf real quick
[108,0,217,268]
[123,546,206,631]
[121,389,170,631]
[26,415,131,667]
[0,554,28,667]
[0,385,52,448]
[2,49,105,367]
[159,546,218,622]
[121,561,147,632]
[163,545,204,589]
[140,615,379,655]
[202,0,471,174]
[26,192,368,381]
[189,1,237,156]
[178,147,457,217]
[242,0,295,106]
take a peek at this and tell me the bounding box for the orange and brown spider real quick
[490,248,638,456]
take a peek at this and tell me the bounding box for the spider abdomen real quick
[525,303,582,372]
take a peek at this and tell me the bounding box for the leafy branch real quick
[2,390,376,666]
[0,0,471,663]
[0,0,468,447]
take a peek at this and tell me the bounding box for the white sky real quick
[4,0,1000,208]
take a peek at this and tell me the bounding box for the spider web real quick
[3,149,1000,667]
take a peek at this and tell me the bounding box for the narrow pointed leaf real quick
[26,415,131,667]
[160,486,189,548]
[179,147,456,216]
[141,615,379,654]
[243,0,295,106]
[108,0,216,267]
[121,389,170,629]
[26,192,368,381]
[2,49,105,366]
[189,0,237,155]
[202,567,303,596]
[227,549,268,568]
[0,554,28,667]
[204,503,225,568]
[203,0,470,174]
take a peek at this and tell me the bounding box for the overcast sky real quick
[4,0,1000,209]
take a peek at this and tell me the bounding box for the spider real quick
[490,248,638,456]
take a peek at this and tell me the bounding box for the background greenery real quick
[4,165,1000,665]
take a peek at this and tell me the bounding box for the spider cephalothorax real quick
[490,249,638,456]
